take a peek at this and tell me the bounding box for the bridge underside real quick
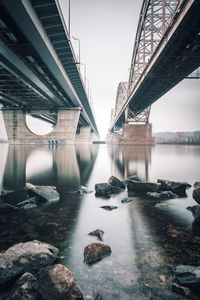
[113,0,200,129]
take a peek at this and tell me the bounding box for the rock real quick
[100,205,118,211]
[173,265,200,289]
[172,282,192,297]
[84,243,111,264]
[157,179,191,197]
[26,183,60,202]
[127,180,161,194]
[8,272,38,300]
[187,205,200,220]
[121,197,133,203]
[0,240,59,284]
[193,186,200,204]
[194,182,200,188]
[17,197,37,207]
[89,229,104,241]
[23,204,38,210]
[127,175,143,182]
[0,203,20,214]
[146,191,178,200]
[94,293,102,300]
[95,183,123,196]
[78,186,92,195]
[38,264,83,300]
[108,176,125,189]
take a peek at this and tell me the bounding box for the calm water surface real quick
[0,144,200,299]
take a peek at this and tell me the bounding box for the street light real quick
[80,63,86,86]
[72,36,80,65]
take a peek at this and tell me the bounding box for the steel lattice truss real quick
[129,0,180,88]
[125,0,183,124]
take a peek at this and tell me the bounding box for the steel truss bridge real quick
[110,0,200,131]
[0,0,98,135]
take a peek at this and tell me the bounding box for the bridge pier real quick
[75,125,91,143]
[108,123,155,145]
[2,108,81,144]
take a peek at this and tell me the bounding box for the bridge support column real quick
[89,132,98,143]
[121,123,155,145]
[75,125,91,143]
[2,108,80,144]
[107,123,155,145]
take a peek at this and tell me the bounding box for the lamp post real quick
[68,0,70,36]
[80,63,86,86]
[72,36,80,65]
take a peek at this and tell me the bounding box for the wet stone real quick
[173,265,200,289]
[121,197,133,203]
[100,205,118,211]
[89,229,104,241]
[95,183,123,196]
[108,176,125,189]
[26,183,60,202]
[84,243,111,264]
[194,182,200,188]
[157,179,191,197]
[146,191,178,200]
[187,205,200,220]
[193,186,200,204]
[78,186,92,195]
[128,180,161,193]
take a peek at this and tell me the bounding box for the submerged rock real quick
[95,183,122,196]
[127,180,161,194]
[121,197,134,203]
[193,186,200,204]
[26,183,60,202]
[157,179,191,197]
[8,272,38,300]
[78,186,92,195]
[173,265,200,289]
[0,203,20,214]
[194,182,200,188]
[108,176,125,189]
[89,229,104,241]
[38,264,83,300]
[146,191,178,200]
[187,205,200,220]
[84,243,111,264]
[172,282,192,298]
[100,205,118,211]
[0,240,59,284]
[17,197,37,207]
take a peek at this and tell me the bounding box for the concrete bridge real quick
[108,0,200,145]
[0,0,99,144]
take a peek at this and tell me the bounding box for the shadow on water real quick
[0,144,200,299]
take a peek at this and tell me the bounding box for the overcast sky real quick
[0,0,199,139]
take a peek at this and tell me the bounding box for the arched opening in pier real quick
[25,114,55,135]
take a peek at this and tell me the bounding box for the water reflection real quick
[0,144,200,299]
[108,145,152,181]
[1,144,99,192]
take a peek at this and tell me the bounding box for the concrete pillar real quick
[2,108,80,144]
[89,132,98,144]
[75,125,91,143]
[121,123,155,145]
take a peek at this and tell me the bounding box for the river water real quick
[0,144,200,299]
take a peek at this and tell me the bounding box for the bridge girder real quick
[111,0,200,130]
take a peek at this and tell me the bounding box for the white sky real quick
[0,0,199,139]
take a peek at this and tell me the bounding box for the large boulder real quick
[26,183,60,202]
[38,264,83,300]
[95,183,122,196]
[157,179,191,197]
[194,182,200,188]
[84,243,111,264]
[108,176,125,189]
[146,191,178,200]
[193,186,200,204]
[0,240,59,284]
[8,272,38,300]
[173,265,200,289]
[127,180,161,194]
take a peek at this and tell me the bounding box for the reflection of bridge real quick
[108,0,200,145]
[2,144,98,191]
[108,145,151,181]
[0,0,98,144]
